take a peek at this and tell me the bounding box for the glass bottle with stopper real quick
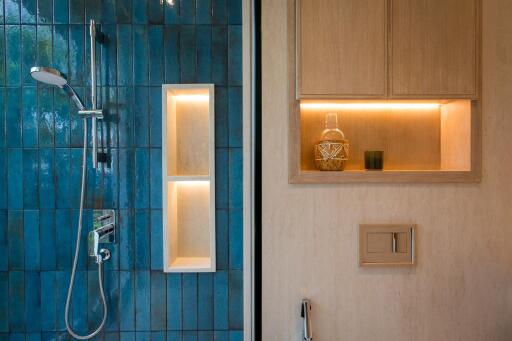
[314,112,349,171]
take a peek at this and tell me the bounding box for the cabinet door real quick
[298,0,387,98]
[391,0,478,98]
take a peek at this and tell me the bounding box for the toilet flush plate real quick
[359,224,416,267]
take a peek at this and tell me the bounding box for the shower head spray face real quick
[30,66,67,87]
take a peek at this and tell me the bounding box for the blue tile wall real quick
[0,0,243,338]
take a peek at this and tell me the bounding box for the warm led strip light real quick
[300,103,441,110]
[173,94,210,102]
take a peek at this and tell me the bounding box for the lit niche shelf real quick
[162,84,216,272]
[290,100,481,183]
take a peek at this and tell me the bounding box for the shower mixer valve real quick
[88,210,116,264]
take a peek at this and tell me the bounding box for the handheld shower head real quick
[30,66,86,110]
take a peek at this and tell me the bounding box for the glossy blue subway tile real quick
[105,333,120,341]
[69,0,84,23]
[149,26,164,86]
[228,0,241,24]
[212,0,226,24]
[135,271,151,331]
[133,26,149,86]
[117,25,133,86]
[23,149,39,209]
[0,211,7,270]
[150,271,166,330]
[150,210,163,270]
[41,271,57,331]
[0,0,3,22]
[166,274,182,331]
[25,271,41,331]
[53,25,69,83]
[149,87,162,148]
[164,25,180,83]
[100,86,118,148]
[85,0,100,22]
[39,149,56,209]
[6,88,22,147]
[167,331,183,341]
[54,90,70,147]
[55,270,70,331]
[135,210,150,269]
[152,332,166,341]
[228,26,242,86]
[69,25,85,86]
[24,210,40,270]
[213,331,228,341]
[164,0,178,24]
[9,271,25,331]
[21,26,37,84]
[103,148,119,209]
[198,274,213,330]
[119,148,135,208]
[183,331,197,341]
[69,148,83,207]
[86,270,100,332]
[55,149,71,209]
[0,152,5,209]
[119,210,135,270]
[197,25,212,83]
[40,210,56,270]
[54,0,69,23]
[101,0,116,24]
[215,148,229,209]
[229,148,242,209]
[72,209,88,271]
[5,0,20,23]
[0,26,5,85]
[136,332,151,341]
[135,148,150,208]
[182,274,198,330]
[119,271,135,331]
[228,270,243,329]
[180,26,197,83]
[149,149,162,209]
[133,0,148,24]
[116,0,132,23]
[196,0,212,24]
[42,332,58,341]
[133,87,149,147]
[7,149,23,209]
[213,270,228,330]
[37,25,53,70]
[212,26,227,86]
[0,272,8,331]
[8,333,25,341]
[180,0,195,24]
[6,25,21,85]
[38,87,55,147]
[118,87,134,147]
[38,0,53,23]
[55,209,71,269]
[0,89,4,148]
[27,333,42,341]
[228,87,242,147]
[198,331,213,341]
[22,87,38,147]
[215,87,228,148]
[216,209,228,269]
[148,0,163,24]
[101,25,117,87]
[228,331,242,341]
[105,271,120,331]
[120,332,136,341]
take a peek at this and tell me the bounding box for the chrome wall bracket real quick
[301,299,313,341]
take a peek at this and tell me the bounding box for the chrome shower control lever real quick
[301,299,313,341]
[88,210,116,264]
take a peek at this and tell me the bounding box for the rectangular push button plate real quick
[359,224,416,266]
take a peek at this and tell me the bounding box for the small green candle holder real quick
[365,151,384,170]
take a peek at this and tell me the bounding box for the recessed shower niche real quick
[162,84,216,272]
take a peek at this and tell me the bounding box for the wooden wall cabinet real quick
[296,0,480,99]
[390,0,479,98]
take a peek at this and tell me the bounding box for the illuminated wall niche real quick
[162,84,216,272]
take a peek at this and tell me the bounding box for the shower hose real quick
[64,118,108,339]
